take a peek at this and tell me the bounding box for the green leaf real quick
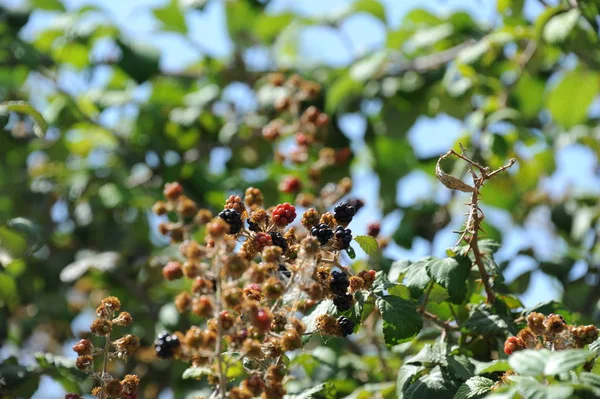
[6,217,43,255]
[30,0,66,11]
[453,376,495,399]
[472,359,510,375]
[543,9,581,44]
[508,350,547,376]
[152,0,187,34]
[284,382,335,399]
[546,68,600,128]
[372,270,396,293]
[326,75,363,113]
[425,256,471,303]
[376,295,423,346]
[0,101,48,137]
[116,39,161,83]
[463,306,510,335]
[350,0,386,23]
[182,366,214,379]
[354,235,379,257]
[400,257,433,297]
[544,349,593,375]
[404,366,461,399]
[509,349,591,377]
[397,365,426,399]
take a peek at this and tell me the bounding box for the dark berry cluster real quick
[333,202,356,224]
[270,232,288,252]
[333,294,353,311]
[155,331,180,359]
[218,209,243,234]
[330,271,352,311]
[311,223,333,245]
[334,226,352,249]
[330,271,349,295]
[338,316,355,337]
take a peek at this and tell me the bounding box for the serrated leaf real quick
[0,101,48,137]
[404,366,461,399]
[453,376,494,399]
[508,350,547,376]
[376,295,423,346]
[406,341,448,366]
[589,337,600,354]
[545,349,592,375]
[354,235,379,257]
[182,366,213,379]
[425,256,471,303]
[400,257,433,297]
[372,270,396,293]
[543,9,580,44]
[463,306,510,335]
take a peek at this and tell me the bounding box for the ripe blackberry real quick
[334,226,352,249]
[272,203,296,226]
[155,331,180,359]
[333,294,353,312]
[330,271,349,295]
[337,316,355,337]
[334,202,356,224]
[218,209,243,234]
[270,232,288,252]
[311,223,333,245]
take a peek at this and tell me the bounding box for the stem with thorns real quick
[437,144,516,304]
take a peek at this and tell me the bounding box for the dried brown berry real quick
[90,318,112,336]
[76,355,93,371]
[72,339,94,356]
[163,261,184,281]
[164,182,183,201]
[112,311,133,327]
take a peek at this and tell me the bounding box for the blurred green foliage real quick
[1,0,600,398]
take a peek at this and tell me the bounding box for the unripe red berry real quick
[279,176,302,194]
[272,203,296,226]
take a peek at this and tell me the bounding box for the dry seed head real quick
[112,311,133,327]
[90,318,112,336]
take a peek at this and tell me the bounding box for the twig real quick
[213,244,227,399]
[420,310,459,331]
[99,331,111,399]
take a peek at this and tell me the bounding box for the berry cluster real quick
[155,331,181,359]
[69,297,140,399]
[504,312,599,355]
[150,181,382,399]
